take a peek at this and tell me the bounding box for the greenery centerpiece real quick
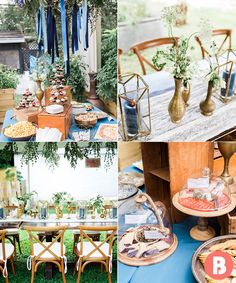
[52,192,69,219]
[88,195,104,219]
[152,6,197,123]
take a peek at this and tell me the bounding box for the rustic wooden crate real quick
[44,86,72,106]
[0,88,15,123]
[38,104,72,140]
[219,209,236,234]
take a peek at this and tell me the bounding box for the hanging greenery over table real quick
[1,142,117,170]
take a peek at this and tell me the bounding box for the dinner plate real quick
[46,104,64,114]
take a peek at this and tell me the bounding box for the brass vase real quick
[55,206,63,219]
[182,82,191,106]
[200,81,216,116]
[168,78,186,123]
[36,79,44,111]
[218,141,236,185]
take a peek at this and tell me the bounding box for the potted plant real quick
[52,192,68,219]
[0,64,18,122]
[152,6,197,123]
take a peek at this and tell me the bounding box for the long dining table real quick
[0,214,117,280]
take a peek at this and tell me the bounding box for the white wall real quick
[14,148,118,201]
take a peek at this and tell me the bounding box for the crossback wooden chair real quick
[25,226,67,283]
[75,225,117,283]
[195,29,232,59]
[130,37,179,75]
[0,230,15,283]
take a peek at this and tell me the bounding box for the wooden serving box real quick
[37,104,72,140]
[13,107,40,124]
[44,86,72,106]
[0,88,15,123]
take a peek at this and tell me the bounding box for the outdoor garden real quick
[0,142,118,283]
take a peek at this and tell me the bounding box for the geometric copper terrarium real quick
[118,73,151,141]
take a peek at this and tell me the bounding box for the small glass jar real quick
[76,201,87,220]
[38,201,49,219]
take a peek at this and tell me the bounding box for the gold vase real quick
[55,206,63,219]
[36,79,44,111]
[182,82,191,106]
[218,141,236,185]
[168,78,186,123]
[17,206,24,219]
[200,81,216,116]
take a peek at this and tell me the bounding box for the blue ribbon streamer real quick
[36,9,43,56]
[83,0,89,50]
[77,6,82,44]
[72,1,78,54]
[60,0,69,71]
[41,5,48,53]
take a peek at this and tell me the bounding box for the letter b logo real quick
[205,251,233,280]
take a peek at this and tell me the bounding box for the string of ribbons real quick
[36,0,89,74]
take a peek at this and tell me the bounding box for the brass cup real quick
[218,141,236,185]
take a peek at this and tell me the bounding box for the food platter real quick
[192,235,236,283]
[3,121,37,141]
[119,229,178,266]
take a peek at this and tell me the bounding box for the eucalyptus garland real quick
[42,142,60,169]
[21,143,40,166]
[2,142,117,169]
[64,142,88,169]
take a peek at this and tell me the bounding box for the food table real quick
[0,215,117,280]
[0,105,117,142]
[172,192,235,241]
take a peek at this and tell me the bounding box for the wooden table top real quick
[141,80,236,141]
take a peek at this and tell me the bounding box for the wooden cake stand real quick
[172,192,235,241]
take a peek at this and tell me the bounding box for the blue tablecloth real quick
[0,106,116,142]
[119,165,221,283]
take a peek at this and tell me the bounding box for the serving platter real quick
[192,235,236,283]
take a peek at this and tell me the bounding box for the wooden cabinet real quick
[141,142,214,222]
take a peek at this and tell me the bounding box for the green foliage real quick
[0,64,18,89]
[97,29,117,102]
[17,191,37,207]
[4,168,16,181]
[1,142,116,170]
[66,55,87,101]
[0,5,35,34]
[42,143,60,169]
[52,192,69,206]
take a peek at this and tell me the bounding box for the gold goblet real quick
[218,141,236,185]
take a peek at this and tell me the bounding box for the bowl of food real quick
[74,113,98,129]
[3,121,37,141]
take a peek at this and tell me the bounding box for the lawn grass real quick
[5,230,117,283]
[120,2,236,74]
